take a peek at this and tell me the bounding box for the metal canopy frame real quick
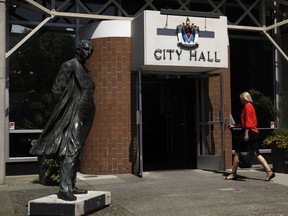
[6,0,133,58]
[3,0,288,166]
[6,0,288,61]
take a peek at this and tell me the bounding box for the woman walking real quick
[225,92,275,181]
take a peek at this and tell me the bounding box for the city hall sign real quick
[154,49,221,63]
[131,10,229,72]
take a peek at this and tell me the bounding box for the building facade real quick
[2,1,288,179]
[79,12,231,175]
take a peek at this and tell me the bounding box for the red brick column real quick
[80,37,133,174]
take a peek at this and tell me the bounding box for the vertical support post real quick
[195,78,200,155]
[220,72,225,170]
[273,1,281,125]
[137,69,143,177]
[0,0,6,185]
[75,1,80,43]
[259,0,266,26]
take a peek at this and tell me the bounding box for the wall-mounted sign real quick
[131,10,229,72]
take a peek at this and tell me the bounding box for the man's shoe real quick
[57,191,77,201]
[73,187,88,194]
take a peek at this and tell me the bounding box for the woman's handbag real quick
[238,140,252,168]
[239,151,252,168]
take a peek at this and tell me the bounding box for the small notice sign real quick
[9,122,15,130]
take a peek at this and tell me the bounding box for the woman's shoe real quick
[224,173,237,180]
[265,171,275,181]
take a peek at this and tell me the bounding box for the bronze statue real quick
[30,40,95,201]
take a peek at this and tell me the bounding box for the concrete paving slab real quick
[0,191,15,216]
[1,167,288,216]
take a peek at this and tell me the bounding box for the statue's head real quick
[75,40,94,61]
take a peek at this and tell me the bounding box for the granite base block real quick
[28,191,111,216]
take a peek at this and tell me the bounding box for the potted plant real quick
[262,92,288,173]
[248,89,288,173]
[263,128,288,173]
[38,155,61,186]
[32,139,60,186]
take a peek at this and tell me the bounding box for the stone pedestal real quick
[28,191,111,216]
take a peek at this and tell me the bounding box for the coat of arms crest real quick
[176,18,199,49]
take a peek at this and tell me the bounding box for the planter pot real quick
[271,147,288,173]
[38,156,60,186]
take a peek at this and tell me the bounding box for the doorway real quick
[141,74,197,171]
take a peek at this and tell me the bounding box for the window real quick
[9,28,75,159]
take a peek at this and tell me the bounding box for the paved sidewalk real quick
[0,167,288,216]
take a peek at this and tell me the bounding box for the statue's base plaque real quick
[28,191,111,216]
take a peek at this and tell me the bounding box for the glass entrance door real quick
[137,71,226,172]
[196,73,225,170]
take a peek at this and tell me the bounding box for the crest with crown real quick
[176,18,199,49]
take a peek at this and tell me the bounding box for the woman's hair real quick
[240,92,253,103]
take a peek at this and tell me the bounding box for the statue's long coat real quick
[30,58,95,156]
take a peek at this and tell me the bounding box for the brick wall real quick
[80,40,232,174]
[80,37,136,174]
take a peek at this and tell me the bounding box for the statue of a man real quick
[30,40,95,201]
